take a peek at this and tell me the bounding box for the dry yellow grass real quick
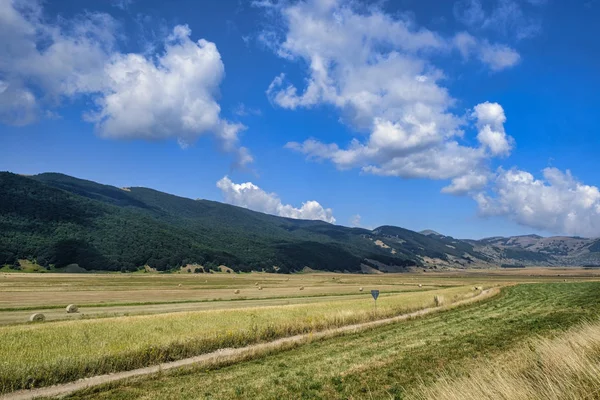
[411,320,600,400]
[0,285,476,393]
[0,272,444,309]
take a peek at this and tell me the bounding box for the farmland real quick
[1,269,600,398]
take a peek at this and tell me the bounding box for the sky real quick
[1,0,599,239]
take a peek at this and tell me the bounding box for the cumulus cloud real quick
[0,0,116,123]
[473,101,514,156]
[264,0,514,191]
[476,168,600,237]
[216,176,336,223]
[0,0,251,166]
[442,171,490,195]
[86,25,250,164]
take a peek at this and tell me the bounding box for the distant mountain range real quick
[1,172,599,273]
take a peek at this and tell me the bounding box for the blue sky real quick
[1,0,599,239]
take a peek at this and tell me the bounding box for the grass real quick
[410,320,600,400]
[0,289,430,313]
[0,272,450,309]
[64,282,600,400]
[0,285,477,393]
[3,268,597,309]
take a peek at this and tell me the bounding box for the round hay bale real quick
[29,313,45,322]
[66,304,78,313]
[254,282,259,286]
[299,286,305,291]
[418,284,422,287]
[178,284,182,287]
[359,287,364,292]
[258,286,263,290]
[234,289,240,294]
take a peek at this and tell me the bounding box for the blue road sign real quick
[371,290,379,300]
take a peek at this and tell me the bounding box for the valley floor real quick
[64,282,600,400]
[1,271,599,399]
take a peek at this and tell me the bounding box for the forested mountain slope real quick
[2,172,598,272]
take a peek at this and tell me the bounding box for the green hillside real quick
[1,172,426,273]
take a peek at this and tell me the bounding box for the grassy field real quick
[0,284,478,393]
[0,272,446,310]
[1,270,600,397]
[411,319,600,400]
[2,267,596,310]
[64,282,600,400]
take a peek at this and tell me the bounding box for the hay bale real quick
[66,304,78,313]
[359,287,364,292]
[178,284,182,287]
[418,284,422,287]
[299,286,305,291]
[254,282,259,286]
[258,286,263,290]
[29,313,45,322]
[434,295,444,307]
[234,289,240,294]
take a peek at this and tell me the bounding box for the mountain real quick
[468,235,600,266]
[0,172,474,273]
[1,172,599,273]
[419,229,444,237]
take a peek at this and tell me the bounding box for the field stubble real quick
[0,284,477,394]
[62,282,600,400]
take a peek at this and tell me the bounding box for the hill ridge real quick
[1,172,599,272]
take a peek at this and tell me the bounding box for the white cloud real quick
[233,103,262,117]
[264,0,515,191]
[442,171,490,195]
[112,0,133,10]
[0,0,116,119]
[454,0,543,40]
[87,25,250,164]
[216,176,336,223]
[453,32,521,71]
[0,81,37,126]
[0,1,251,166]
[478,42,521,71]
[350,214,361,227]
[476,168,600,237]
[473,102,513,156]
